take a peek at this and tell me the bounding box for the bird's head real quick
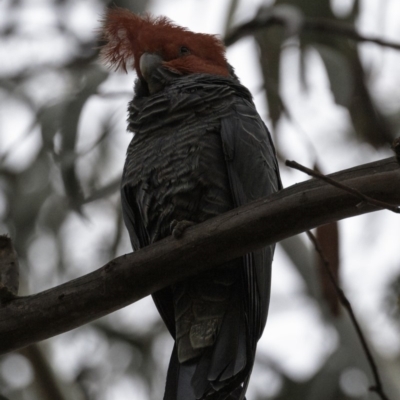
[100,8,230,94]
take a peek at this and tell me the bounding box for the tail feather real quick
[191,348,214,398]
[163,345,179,400]
[208,284,247,384]
[177,361,197,400]
[164,345,197,400]
[164,281,254,400]
[164,331,252,400]
[195,283,250,399]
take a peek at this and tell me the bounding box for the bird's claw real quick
[170,220,195,239]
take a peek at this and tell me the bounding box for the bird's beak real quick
[140,53,163,82]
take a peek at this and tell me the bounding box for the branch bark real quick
[0,157,399,355]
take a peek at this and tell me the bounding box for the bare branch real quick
[286,159,400,213]
[304,18,400,50]
[224,15,400,52]
[306,231,390,400]
[0,157,399,355]
[0,235,19,301]
[20,345,69,400]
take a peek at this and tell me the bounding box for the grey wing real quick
[121,185,147,251]
[220,97,281,346]
[121,184,177,338]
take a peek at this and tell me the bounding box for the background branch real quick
[225,14,400,51]
[0,157,399,355]
[306,231,390,400]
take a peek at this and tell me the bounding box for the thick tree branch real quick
[0,157,399,355]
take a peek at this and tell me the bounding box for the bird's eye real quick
[179,46,190,56]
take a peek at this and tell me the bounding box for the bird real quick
[100,8,282,400]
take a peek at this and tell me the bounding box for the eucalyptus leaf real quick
[254,18,285,128]
[258,4,304,38]
[313,43,353,107]
[59,65,108,210]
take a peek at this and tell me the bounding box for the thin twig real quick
[304,17,400,51]
[225,15,400,52]
[306,230,390,400]
[286,160,400,213]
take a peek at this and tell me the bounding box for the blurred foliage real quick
[0,0,399,399]
[384,273,400,327]
[252,0,395,148]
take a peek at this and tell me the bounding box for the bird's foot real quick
[0,284,17,303]
[170,220,195,239]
